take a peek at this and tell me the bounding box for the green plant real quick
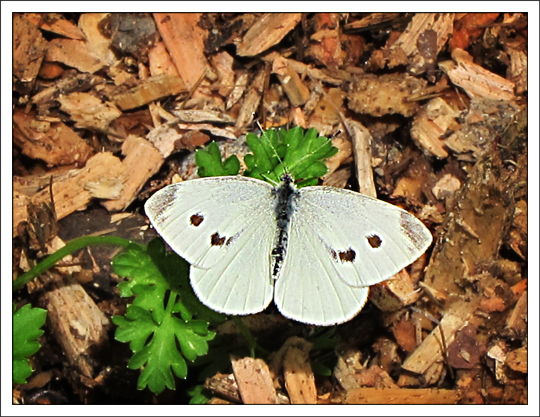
[111,239,222,394]
[13,303,47,384]
[196,126,337,186]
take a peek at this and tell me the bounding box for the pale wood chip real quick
[13,14,48,84]
[263,52,344,86]
[148,41,181,77]
[272,56,310,107]
[231,356,278,404]
[154,13,210,89]
[210,51,236,97]
[101,136,164,212]
[236,13,302,57]
[344,119,376,197]
[170,109,234,125]
[346,387,459,404]
[78,13,117,66]
[410,97,461,158]
[26,13,86,40]
[112,73,186,111]
[402,299,479,375]
[439,48,515,100]
[235,68,266,131]
[13,109,94,166]
[226,72,249,110]
[46,38,105,74]
[42,274,110,378]
[283,339,316,404]
[344,13,401,30]
[13,152,124,236]
[370,269,421,312]
[57,92,122,131]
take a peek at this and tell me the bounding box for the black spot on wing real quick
[190,213,204,226]
[210,232,226,246]
[338,248,356,263]
[367,234,382,248]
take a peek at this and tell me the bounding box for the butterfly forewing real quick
[145,176,275,269]
[283,186,432,289]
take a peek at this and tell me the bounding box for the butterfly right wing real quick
[145,176,276,315]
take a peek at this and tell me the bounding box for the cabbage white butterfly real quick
[145,148,432,326]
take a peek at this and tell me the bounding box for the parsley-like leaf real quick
[195,141,240,177]
[13,303,47,384]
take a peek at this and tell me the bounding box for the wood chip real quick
[439,48,516,101]
[283,338,316,404]
[231,356,279,404]
[401,299,479,375]
[13,109,94,166]
[77,13,117,67]
[410,97,461,158]
[391,13,454,75]
[370,269,421,312]
[13,152,124,236]
[503,290,527,340]
[101,136,164,212]
[504,346,527,373]
[236,13,302,57]
[42,274,110,378]
[112,73,186,111]
[57,92,122,131]
[148,41,181,77]
[272,56,310,107]
[345,119,376,197]
[26,13,86,40]
[13,14,48,85]
[345,387,459,404]
[46,38,106,74]
[204,372,241,403]
[235,68,266,131]
[348,73,427,117]
[154,13,210,89]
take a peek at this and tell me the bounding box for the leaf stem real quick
[13,235,136,292]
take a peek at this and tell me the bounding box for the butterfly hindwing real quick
[274,208,370,325]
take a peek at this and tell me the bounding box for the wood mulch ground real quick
[12,12,527,405]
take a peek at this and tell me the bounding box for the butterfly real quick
[144,168,432,326]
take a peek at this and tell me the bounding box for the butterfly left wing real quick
[145,176,277,315]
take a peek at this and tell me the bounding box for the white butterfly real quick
[145,172,432,326]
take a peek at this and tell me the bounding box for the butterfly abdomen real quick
[271,175,298,278]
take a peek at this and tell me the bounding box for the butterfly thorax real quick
[271,174,298,279]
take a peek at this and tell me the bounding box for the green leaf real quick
[243,126,337,187]
[195,141,240,177]
[113,306,215,394]
[111,240,219,395]
[187,384,211,404]
[13,303,47,384]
